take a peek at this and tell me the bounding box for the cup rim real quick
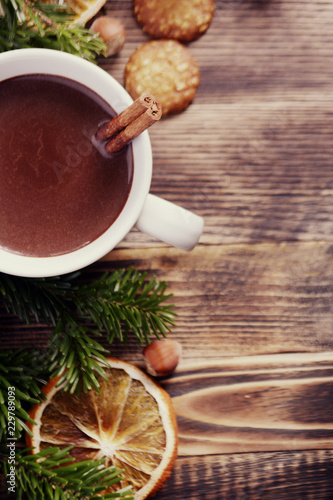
[0,48,152,277]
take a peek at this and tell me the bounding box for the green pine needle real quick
[2,446,134,499]
[47,316,111,394]
[0,0,107,61]
[73,269,176,344]
[0,268,176,496]
[0,348,47,442]
[0,268,176,394]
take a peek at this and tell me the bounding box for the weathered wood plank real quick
[161,352,333,455]
[153,449,333,500]
[102,242,333,357]
[1,242,333,357]
[96,0,333,248]
[101,0,333,98]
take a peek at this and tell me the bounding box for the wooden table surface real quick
[2,0,333,498]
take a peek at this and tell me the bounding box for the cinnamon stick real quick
[96,93,162,153]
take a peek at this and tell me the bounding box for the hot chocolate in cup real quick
[0,48,204,278]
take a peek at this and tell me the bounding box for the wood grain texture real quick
[153,450,333,500]
[164,353,333,455]
[2,242,333,356]
[97,0,333,249]
[91,1,333,496]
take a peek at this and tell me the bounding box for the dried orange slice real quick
[34,0,107,25]
[14,0,107,26]
[65,0,107,25]
[27,358,178,499]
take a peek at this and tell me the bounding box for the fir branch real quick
[72,269,176,344]
[0,272,76,325]
[2,446,134,499]
[0,267,176,494]
[0,0,107,61]
[0,268,176,343]
[47,316,111,394]
[0,268,176,394]
[0,348,46,442]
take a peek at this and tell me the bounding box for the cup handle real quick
[135,194,204,251]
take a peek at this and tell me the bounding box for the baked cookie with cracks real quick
[125,40,200,116]
[133,0,215,42]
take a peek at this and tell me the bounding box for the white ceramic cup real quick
[0,48,204,278]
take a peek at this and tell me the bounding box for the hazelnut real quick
[142,339,182,377]
[90,16,126,57]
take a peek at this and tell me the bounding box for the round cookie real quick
[133,0,215,42]
[125,40,200,116]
